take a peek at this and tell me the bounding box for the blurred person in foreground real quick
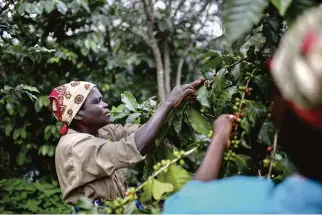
[48,78,205,209]
[163,7,322,214]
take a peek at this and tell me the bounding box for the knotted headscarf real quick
[270,7,322,130]
[49,81,96,135]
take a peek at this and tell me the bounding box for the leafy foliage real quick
[223,0,268,45]
[0,0,320,213]
[0,178,70,214]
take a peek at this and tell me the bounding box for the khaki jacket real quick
[55,124,145,205]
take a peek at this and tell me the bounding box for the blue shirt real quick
[163,176,322,214]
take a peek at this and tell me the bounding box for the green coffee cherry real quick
[208,130,213,138]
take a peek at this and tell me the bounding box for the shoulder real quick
[99,123,142,140]
[56,130,95,153]
[163,176,274,214]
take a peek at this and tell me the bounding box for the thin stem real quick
[117,146,198,207]
[267,131,278,179]
[135,147,198,192]
[233,69,256,132]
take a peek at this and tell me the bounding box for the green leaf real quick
[13,129,20,140]
[77,197,93,210]
[111,104,124,113]
[243,100,267,126]
[270,0,292,16]
[216,86,238,114]
[158,20,168,32]
[173,116,183,135]
[123,201,137,214]
[258,119,276,145]
[48,145,55,157]
[140,179,153,202]
[44,0,55,13]
[240,139,251,149]
[77,0,90,13]
[240,118,250,134]
[89,40,98,53]
[26,92,38,102]
[110,112,127,122]
[4,123,13,136]
[212,69,228,96]
[202,50,220,59]
[231,63,241,81]
[234,154,250,172]
[126,113,141,123]
[252,74,269,98]
[56,0,68,15]
[18,84,39,93]
[159,165,191,192]
[186,108,211,135]
[203,57,223,71]
[223,0,268,45]
[40,145,49,156]
[152,179,173,200]
[20,129,27,139]
[196,85,210,108]
[16,151,26,166]
[121,91,138,112]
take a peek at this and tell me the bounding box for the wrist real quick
[211,131,229,147]
[161,100,173,111]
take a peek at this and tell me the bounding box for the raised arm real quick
[135,78,205,155]
[194,114,234,181]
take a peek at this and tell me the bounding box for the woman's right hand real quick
[212,114,235,148]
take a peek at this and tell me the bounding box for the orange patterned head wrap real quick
[48,81,95,135]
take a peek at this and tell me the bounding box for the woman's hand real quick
[212,114,235,148]
[194,114,235,181]
[166,77,206,108]
[135,77,205,156]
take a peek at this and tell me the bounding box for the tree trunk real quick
[142,0,167,102]
[164,42,172,94]
[175,57,184,87]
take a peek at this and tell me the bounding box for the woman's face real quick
[77,87,110,129]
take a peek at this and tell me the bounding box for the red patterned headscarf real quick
[270,7,322,130]
[48,81,95,135]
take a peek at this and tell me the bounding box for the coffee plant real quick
[70,0,317,214]
[1,0,318,214]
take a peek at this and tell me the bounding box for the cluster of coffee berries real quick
[173,150,185,159]
[125,187,137,199]
[173,150,185,166]
[244,72,255,80]
[233,97,244,111]
[107,197,128,214]
[238,86,252,96]
[231,135,240,148]
[224,150,236,161]
[263,157,277,168]
[153,159,171,172]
